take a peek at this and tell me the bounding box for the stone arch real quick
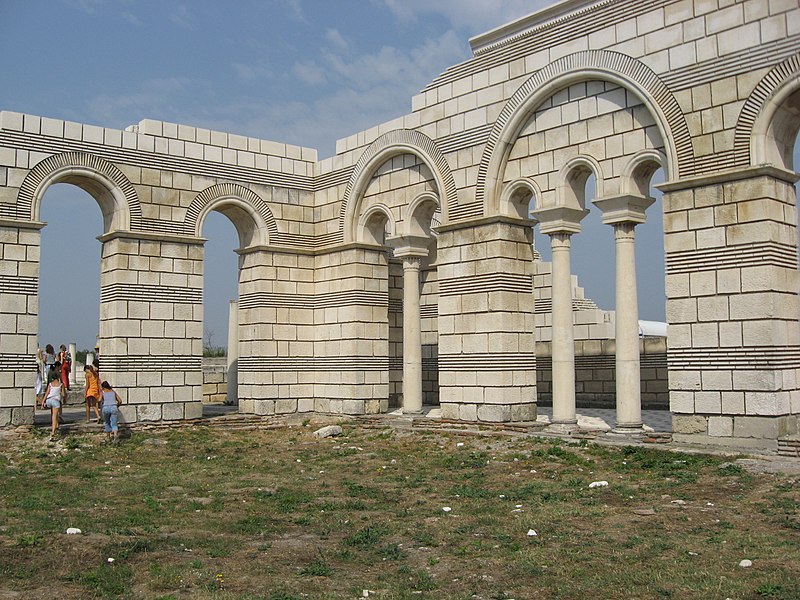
[500,176,542,220]
[621,149,667,196]
[185,183,277,248]
[356,203,396,246]
[340,129,457,242]
[404,191,440,238]
[19,152,140,232]
[477,50,691,216]
[736,54,800,170]
[557,155,605,210]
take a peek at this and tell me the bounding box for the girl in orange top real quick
[84,364,101,423]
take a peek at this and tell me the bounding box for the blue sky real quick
[1,0,675,351]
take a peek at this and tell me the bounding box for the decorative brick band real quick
[314,167,354,191]
[436,124,493,155]
[668,347,800,371]
[0,275,37,296]
[0,353,37,371]
[100,283,202,304]
[533,298,599,313]
[537,353,666,370]
[239,356,389,372]
[239,290,387,310]
[420,304,438,319]
[665,242,798,275]
[438,352,536,371]
[439,273,533,297]
[97,355,202,372]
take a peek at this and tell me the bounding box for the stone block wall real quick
[202,357,227,404]
[536,338,669,410]
[0,223,39,425]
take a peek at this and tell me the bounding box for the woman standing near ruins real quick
[58,344,71,391]
[99,380,124,443]
[84,364,101,423]
[40,371,64,441]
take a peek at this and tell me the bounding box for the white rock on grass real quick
[313,425,343,438]
[442,507,452,513]
[588,481,609,488]
[527,529,537,537]
[739,559,753,568]
[66,528,81,535]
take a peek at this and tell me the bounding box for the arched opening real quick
[198,204,254,413]
[37,182,103,425]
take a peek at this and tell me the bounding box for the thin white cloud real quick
[382,0,551,34]
[170,4,195,30]
[325,28,348,51]
[292,61,327,86]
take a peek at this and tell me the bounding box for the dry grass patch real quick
[0,423,797,599]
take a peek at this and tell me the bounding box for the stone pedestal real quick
[436,217,537,423]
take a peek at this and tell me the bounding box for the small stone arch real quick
[621,149,667,196]
[736,54,800,171]
[185,183,277,248]
[500,177,542,219]
[404,191,440,238]
[557,155,605,210]
[18,152,140,232]
[340,129,457,242]
[356,203,396,246]
[477,50,691,216]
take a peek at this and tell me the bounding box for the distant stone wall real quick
[536,338,668,410]
[202,358,228,404]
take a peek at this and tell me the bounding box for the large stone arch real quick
[340,129,457,242]
[19,151,140,232]
[476,50,692,217]
[184,183,277,248]
[735,53,800,170]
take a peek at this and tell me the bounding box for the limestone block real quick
[734,415,781,439]
[239,399,255,414]
[276,398,298,414]
[254,399,276,415]
[184,402,203,420]
[669,391,695,413]
[162,402,185,421]
[459,403,478,422]
[708,416,733,437]
[297,398,314,413]
[511,402,536,422]
[745,391,790,416]
[364,399,381,414]
[477,404,511,422]
[672,414,707,434]
[695,392,721,413]
[733,370,781,392]
[0,408,10,427]
[118,405,137,423]
[138,404,162,422]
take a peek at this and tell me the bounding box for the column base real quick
[547,421,579,434]
[610,424,645,435]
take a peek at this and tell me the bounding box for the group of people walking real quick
[36,344,124,443]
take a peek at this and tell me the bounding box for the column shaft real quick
[614,223,642,429]
[68,342,77,385]
[550,233,577,424]
[226,300,238,406]
[402,257,423,414]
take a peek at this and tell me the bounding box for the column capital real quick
[530,206,589,236]
[593,194,654,226]
[387,234,430,259]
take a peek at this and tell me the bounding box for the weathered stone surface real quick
[312,425,342,438]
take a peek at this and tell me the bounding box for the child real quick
[40,371,64,441]
[99,380,124,443]
[84,364,101,423]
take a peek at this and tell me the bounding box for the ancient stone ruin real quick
[1,0,799,451]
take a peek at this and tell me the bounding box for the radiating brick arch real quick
[185,182,277,247]
[18,151,140,231]
[735,53,800,168]
[477,50,692,217]
[340,129,457,243]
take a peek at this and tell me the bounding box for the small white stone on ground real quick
[527,529,537,536]
[739,559,753,568]
[66,528,81,535]
[671,499,686,505]
[107,557,115,563]
[442,507,452,512]
[313,425,343,438]
[589,481,609,488]
[456,442,464,447]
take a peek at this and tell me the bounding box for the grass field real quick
[0,422,798,599]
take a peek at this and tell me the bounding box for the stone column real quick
[226,300,238,406]
[594,195,654,432]
[531,207,588,427]
[388,237,429,415]
[68,343,78,385]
